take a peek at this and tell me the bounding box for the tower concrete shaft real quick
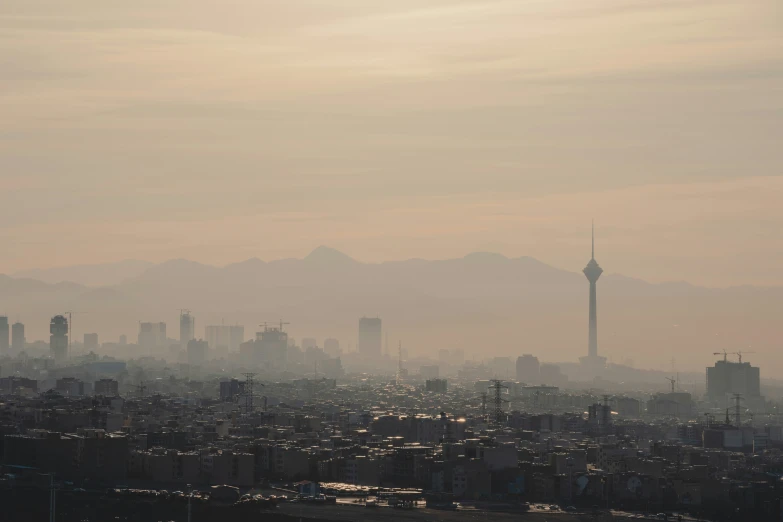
[583,223,603,359]
[588,279,598,357]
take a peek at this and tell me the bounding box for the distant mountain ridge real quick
[13,259,154,287]
[1,247,781,372]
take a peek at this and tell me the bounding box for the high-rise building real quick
[95,378,119,396]
[707,358,761,401]
[229,325,244,353]
[301,338,318,350]
[516,354,540,383]
[320,357,344,378]
[323,338,341,358]
[11,322,25,354]
[438,348,465,369]
[205,325,245,353]
[580,223,607,369]
[0,316,9,355]
[50,315,69,364]
[219,379,245,402]
[426,379,448,393]
[206,325,227,351]
[138,322,166,354]
[420,365,440,379]
[490,357,513,378]
[187,339,209,366]
[540,363,567,386]
[180,312,195,346]
[358,317,382,358]
[257,326,288,371]
[119,334,127,346]
[239,324,288,370]
[84,333,99,352]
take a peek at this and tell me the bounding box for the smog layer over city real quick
[0,1,781,522]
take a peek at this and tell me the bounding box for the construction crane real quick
[713,350,729,362]
[665,376,677,393]
[259,321,291,331]
[713,350,756,364]
[62,311,86,353]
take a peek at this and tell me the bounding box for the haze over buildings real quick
[0,2,781,520]
[358,318,383,359]
[1,245,783,372]
[0,1,780,373]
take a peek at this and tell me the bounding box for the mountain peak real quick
[462,252,509,263]
[304,246,357,265]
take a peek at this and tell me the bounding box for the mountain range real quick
[2,247,781,373]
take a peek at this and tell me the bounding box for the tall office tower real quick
[138,322,167,354]
[516,354,541,383]
[0,317,8,355]
[301,338,318,350]
[229,325,245,353]
[187,339,209,366]
[205,325,227,351]
[50,315,69,364]
[119,334,127,346]
[490,357,512,378]
[580,223,607,369]
[358,317,382,358]
[84,333,99,352]
[180,312,195,346]
[205,325,244,353]
[11,322,25,353]
[324,338,341,358]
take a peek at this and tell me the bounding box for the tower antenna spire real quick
[581,218,604,368]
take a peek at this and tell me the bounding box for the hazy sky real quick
[1,0,781,286]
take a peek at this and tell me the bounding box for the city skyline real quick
[1,241,780,374]
[1,2,780,520]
